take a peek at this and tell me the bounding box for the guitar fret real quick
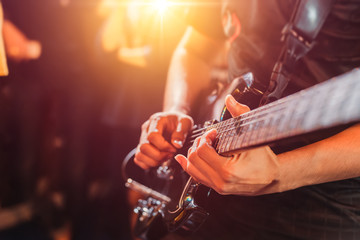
[225,119,237,153]
[216,121,227,153]
[221,120,230,153]
[231,118,240,151]
[265,117,277,142]
[277,105,294,139]
[257,118,268,143]
[248,118,261,145]
[241,121,252,148]
[221,119,232,153]
[235,120,244,149]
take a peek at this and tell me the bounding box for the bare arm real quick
[163,26,225,113]
[276,123,360,192]
[134,27,225,170]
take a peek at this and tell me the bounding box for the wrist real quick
[276,147,320,193]
[163,104,191,115]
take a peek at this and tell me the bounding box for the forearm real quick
[277,123,360,192]
[163,46,211,114]
[163,27,225,114]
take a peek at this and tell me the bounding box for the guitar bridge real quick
[135,197,167,222]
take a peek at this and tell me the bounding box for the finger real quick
[133,158,150,170]
[175,154,214,187]
[188,136,201,156]
[148,132,177,153]
[147,116,177,152]
[187,137,226,187]
[195,129,228,169]
[225,95,250,118]
[139,143,174,162]
[171,117,193,148]
[134,151,162,170]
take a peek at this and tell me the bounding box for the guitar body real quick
[126,73,266,239]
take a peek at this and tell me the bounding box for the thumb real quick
[171,117,193,148]
[225,95,250,118]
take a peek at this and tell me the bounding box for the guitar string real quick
[178,71,358,151]
[187,94,345,148]
[185,97,315,153]
[190,69,356,138]
[189,96,293,136]
[187,103,290,142]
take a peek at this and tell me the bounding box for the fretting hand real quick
[175,95,280,196]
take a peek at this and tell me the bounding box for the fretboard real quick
[206,69,360,155]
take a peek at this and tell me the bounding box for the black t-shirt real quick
[188,0,360,95]
[184,1,360,239]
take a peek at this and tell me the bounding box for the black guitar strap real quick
[260,0,336,105]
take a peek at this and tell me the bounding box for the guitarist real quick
[134,0,360,239]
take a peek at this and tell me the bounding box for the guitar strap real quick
[260,0,336,105]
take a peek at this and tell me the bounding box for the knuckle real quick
[150,112,160,119]
[188,151,198,163]
[214,182,227,195]
[194,136,201,145]
[141,120,150,131]
[188,151,196,161]
[134,155,146,168]
[138,143,148,153]
[134,151,141,160]
[187,147,192,156]
[146,160,159,168]
[220,167,234,183]
[133,156,141,165]
[197,143,208,157]
[187,117,194,126]
[182,115,194,124]
[148,131,160,141]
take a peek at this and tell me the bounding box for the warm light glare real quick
[152,0,169,15]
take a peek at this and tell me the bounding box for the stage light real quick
[152,0,170,16]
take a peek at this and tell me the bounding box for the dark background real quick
[0,0,186,239]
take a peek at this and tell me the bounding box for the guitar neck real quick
[208,69,360,155]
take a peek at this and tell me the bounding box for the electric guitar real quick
[124,69,360,239]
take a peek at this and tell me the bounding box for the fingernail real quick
[173,140,183,148]
[174,155,183,165]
